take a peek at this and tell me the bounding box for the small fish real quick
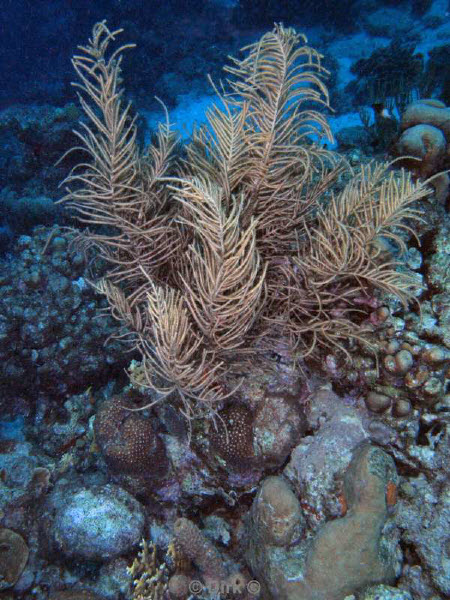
[372,103,394,120]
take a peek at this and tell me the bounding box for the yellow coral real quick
[127,540,167,600]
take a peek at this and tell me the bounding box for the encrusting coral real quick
[60,21,432,423]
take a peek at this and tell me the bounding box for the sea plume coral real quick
[60,21,431,420]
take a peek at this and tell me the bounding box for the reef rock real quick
[46,484,145,561]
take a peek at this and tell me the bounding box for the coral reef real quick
[192,360,307,490]
[398,476,450,597]
[3,10,450,600]
[249,476,304,547]
[360,586,413,600]
[0,104,80,200]
[322,237,450,423]
[282,372,450,597]
[0,226,129,404]
[285,386,377,527]
[48,593,104,600]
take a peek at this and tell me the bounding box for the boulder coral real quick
[245,444,400,600]
[250,476,304,548]
[0,528,29,591]
[396,99,450,204]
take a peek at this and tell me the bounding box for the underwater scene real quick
[2,0,450,599]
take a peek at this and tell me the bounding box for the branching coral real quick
[127,539,168,600]
[60,21,432,421]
